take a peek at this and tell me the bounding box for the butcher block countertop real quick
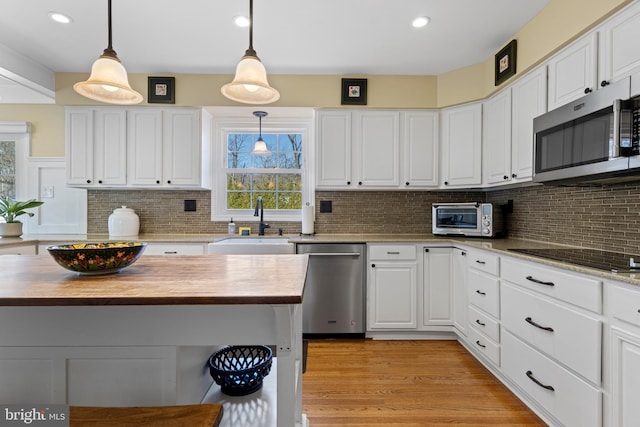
[0,254,308,306]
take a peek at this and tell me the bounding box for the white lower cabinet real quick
[143,243,207,255]
[367,244,417,330]
[421,247,453,327]
[608,283,640,427]
[502,330,601,427]
[452,248,468,335]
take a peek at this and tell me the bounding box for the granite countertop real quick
[0,254,308,306]
[3,232,639,286]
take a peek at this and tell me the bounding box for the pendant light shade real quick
[221,0,280,105]
[251,111,271,155]
[73,0,142,105]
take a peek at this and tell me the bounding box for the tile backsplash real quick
[88,182,640,254]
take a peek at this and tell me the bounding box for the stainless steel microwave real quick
[432,203,503,238]
[532,76,640,184]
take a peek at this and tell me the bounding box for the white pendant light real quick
[73,0,143,105]
[221,0,280,105]
[251,111,271,155]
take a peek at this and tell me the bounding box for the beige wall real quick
[3,0,632,156]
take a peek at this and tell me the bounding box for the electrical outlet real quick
[319,200,332,213]
[42,186,54,198]
[184,200,196,211]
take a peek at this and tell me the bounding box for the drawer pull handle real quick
[525,317,554,332]
[475,260,486,265]
[526,370,555,391]
[475,340,486,348]
[387,251,400,255]
[526,275,555,287]
[476,290,486,295]
[475,319,486,326]
[164,251,178,254]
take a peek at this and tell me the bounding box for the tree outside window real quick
[0,140,15,199]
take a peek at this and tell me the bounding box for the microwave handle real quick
[613,99,621,158]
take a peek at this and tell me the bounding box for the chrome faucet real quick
[254,196,270,236]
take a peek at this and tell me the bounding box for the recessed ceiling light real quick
[412,16,430,28]
[49,12,72,24]
[234,15,250,27]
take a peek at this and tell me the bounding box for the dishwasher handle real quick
[306,252,362,257]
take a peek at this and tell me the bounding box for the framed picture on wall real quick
[494,40,517,86]
[341,78,367,105]
[148,76,175,104]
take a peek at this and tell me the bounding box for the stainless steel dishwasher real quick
[296,243,366,336]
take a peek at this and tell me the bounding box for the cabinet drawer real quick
[468,325,500,366]
[368,244,416,261]
[502,257,602,313]
[143,243,206,255]
[501,283,601,385]
[502,331,601,427]
[468,305,500,342]
[610,284,640,328]
[467,249,499,276]
[0,245,36,255]
[468,269,500,318]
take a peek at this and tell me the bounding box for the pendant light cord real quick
[245,0,258,58]
[102,0,119,60]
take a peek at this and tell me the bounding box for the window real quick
[0,140,16,199]
[211,108,314,222]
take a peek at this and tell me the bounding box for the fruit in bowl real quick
[47,242,147,275]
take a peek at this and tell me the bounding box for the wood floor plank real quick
[302,339,546,426]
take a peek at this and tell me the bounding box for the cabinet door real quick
[483,89,512,185]
[353,111,400,188]
[611,327,640,427]
[452,248,468,335]
[510,66,547,182]
[401,111,438,188]
[547,33,598,111]
[368,261,417,329]
[316,110,352,188]
[162,109,201,187]
[65,108,94,186]
[94,109,127,186]
[128,109,163,186]
[598,2,640,87]
[422,247,453,326]
[440,102,482,187]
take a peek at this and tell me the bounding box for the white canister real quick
[108,206,140,237]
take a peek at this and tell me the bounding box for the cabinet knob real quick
[584,87,592,94]
[511,173,517,178]
[444,181,449,185]
[346,181,351,185]
[156,180,161,184]
[371,263,376,268]
[405,182,410,186]
[424,248,430,253]
[358,181,362,186]
[503,175,508,180]
[461,251,466,256]
[86,179,91,184]
[98,180,103,184]
[600,80,610,87]
[167,180,172,184]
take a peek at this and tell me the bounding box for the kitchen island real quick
[0,254,309,427]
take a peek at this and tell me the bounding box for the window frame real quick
[210,107,315,222]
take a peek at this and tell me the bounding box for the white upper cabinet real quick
[401,111,439,188]
[66,107,211,189]
[440,102,482,188]
[482,89,512,185]
[316,109,436,189]
[316,110,352,188]
[353,110,400,188]
[510,66,547,182]
[65,107,127,187]
[598,1,640,87]
[547,32,598,111]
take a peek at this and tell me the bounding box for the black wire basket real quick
[208,345,273,396]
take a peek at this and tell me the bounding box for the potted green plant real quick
[0,198,44,237]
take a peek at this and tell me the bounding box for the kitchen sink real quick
[207,237,294,254]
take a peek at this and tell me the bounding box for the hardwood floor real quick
[302,339,546,426]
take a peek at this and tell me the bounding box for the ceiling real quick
[0,0,550,104]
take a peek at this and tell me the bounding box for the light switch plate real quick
[42,186,54,198]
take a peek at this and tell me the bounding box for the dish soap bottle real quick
[228,217,236,235]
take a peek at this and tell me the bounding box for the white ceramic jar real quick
[108,206,140,237]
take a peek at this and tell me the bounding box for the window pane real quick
[228,134,252,152]
[253,174,277,191]
[279,174,302,191]
[0,140,16,199]
[227,191,251,209]
[277,192,302,210]
[228,152,252,169]
[227,173,249,191]
[254,192,277,209]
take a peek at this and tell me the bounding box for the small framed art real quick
[148,76,175,104]
[341,78,367,105]
[494,40,517,86]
